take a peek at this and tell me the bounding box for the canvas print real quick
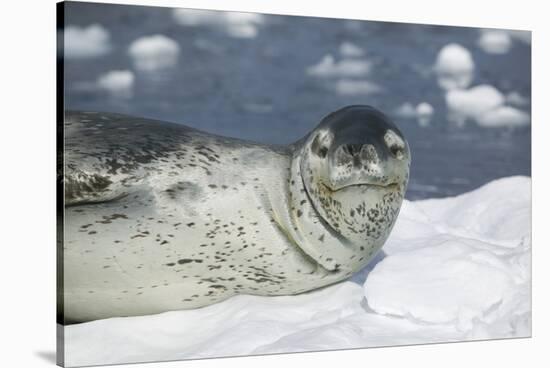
[57,1,532,367]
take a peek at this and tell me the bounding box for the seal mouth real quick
[323,182,399,192]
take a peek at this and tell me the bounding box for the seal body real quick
[62,106,410,323]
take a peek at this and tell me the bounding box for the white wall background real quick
[0,0,547,367]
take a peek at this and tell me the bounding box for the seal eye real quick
[384,130,405,160]
[311,131,332,158]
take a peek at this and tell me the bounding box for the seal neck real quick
[282,149,363,275]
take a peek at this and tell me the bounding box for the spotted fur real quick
[62,106,410,323]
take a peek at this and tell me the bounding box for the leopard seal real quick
[61,105,410,323]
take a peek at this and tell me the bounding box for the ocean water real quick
[62,2,531,200]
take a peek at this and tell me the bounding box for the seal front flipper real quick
[63,167,131,206]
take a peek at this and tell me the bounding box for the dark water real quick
[62,2,531,200]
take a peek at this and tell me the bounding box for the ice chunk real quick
[306,54,373,78]
[507,30,531,44]
[394,102,417,118]
[478,30,512,54]
[334,79,382,96]
[172,8,264,38]
[224,12,264,38]
[446,84,504,117]
[96,70,134,98]
[416,102,434,127]
[172,8,220,26]
[505,91,530,107]
[477,106,530,128]
[339,42,365,57]
[128,35,180,71]
[446,85,529,128]
[64,24,111,59]
[434,43,475,90]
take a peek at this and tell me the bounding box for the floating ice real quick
[306,54,373,78]
[446,85,530,128]
[394,102,417,118]
[172,8,219,26]
[172,8,264,38]
[434,43,475,90]
[334,79,382,96]
[416,102,434,127]
[394,102,434,127]
[63,24,111,59]
[64,176,530,367]
[478,30,512,54]
[477,106,531,128]
[224,12,264,38]
[242,102,273,114]
[96,70,135,98]
[506,91,530,107]
[128,35,180,71]
[339,42,365,57]
[507,30,531,44]
[446,84,504,120]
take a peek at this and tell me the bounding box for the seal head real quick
[289,105,410,272]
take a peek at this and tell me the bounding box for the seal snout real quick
[337,143,379,168]
[329,130,407,190]
[332,143,380,182]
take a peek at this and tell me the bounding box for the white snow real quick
[446,85,530,128]
[128,35,180,71]
[434,43,475,90]
[96,70,135,98]
[478,30,512,54]
[368,176,530,334]
[334,79,382,96]
[366,240,522,329]
[64,176,531,367]
[306,54,373,78]
[63,24,111,59]
[172,8,264,38]
[339,42,365,57]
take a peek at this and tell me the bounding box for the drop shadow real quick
[35,351,56,365]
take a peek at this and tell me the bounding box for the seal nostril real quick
[360,144,378,163]
[343,144,363,156]
[335,145,353,165]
